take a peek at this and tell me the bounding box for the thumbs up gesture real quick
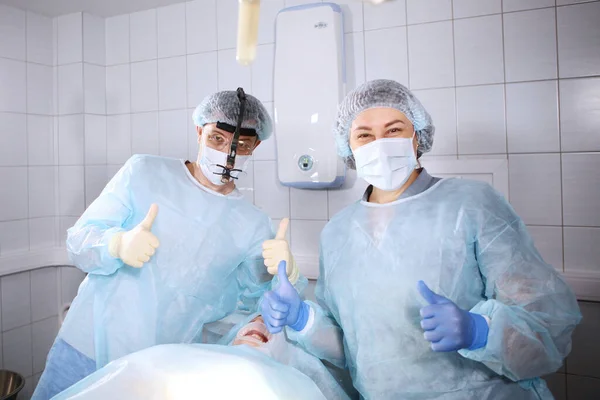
[417,280,489,352]
[260,261,310,334]
[262,218,299,284]
[109,204,160,268]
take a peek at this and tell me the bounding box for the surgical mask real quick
[198,138,251,186]
[354,137,418,191]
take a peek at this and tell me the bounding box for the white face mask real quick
[353,137,418,191]
[198,138,251,186]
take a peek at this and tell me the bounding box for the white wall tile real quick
[29,167,56,218]
[131,61,158,112]
[557,2,600,78]
[251,44,274,103]
[61,266,86,304]
[130,9,157,62]
[452,0,501,18]
[58,216,78,247]
[509,154,562,226]
[26,11,53,65]
[58,63,84,115]
[0,113,27,166]
[344,32,366,93]
[106,165,123,182]
[157,3,186,58]
[188,108,199,161]
[85,115,107,165]
[158,56,187,110]
[253,103,276,161]
[0,5,26,61]
[106,115,132,164]
[1,272,31,331]
[105,14,130,65]
[59,166,85,216]
[30,268,58,322]
[217,0,238,50]
[85,165,108,207]
[0,58,26,113]
[254,160,290,219]
[528,226,564,271]
[29,217,56,250]
[83,13,105,66]
[407,0,452,24]
[559,78,600,152]
[503,0,554,12]
[413,88,457,156]
[2,325,32,377]
[186,0,218,53]
[564,227,600,274]
[290,219,327,258]
[57,13,83,65]
[258,0,284,44]
[408,21,454,90]
[567,301,600,379]
[132,112,160,155]
[504,8,557,82]
[506,81,560,153]
[106,64,131,114]
[159,110,188,158]
[0,167,28,221]
[334,0,363,33]
[27,63,53,115]
[562,153,600,227]
[363,0,406,31]
[365,27,409,86]
[0,220,29,255]
[217,49,252,91]
[456,85,506,154]
[58,115,84,165]
[187,52,218,108]
[32,317,58,374]
[28,115,54,166]
[84,64,106,114]
[291,189,328,220]
[454,15,504,86]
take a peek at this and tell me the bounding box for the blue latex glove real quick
[261,261,310,334]
[417,280,489,352]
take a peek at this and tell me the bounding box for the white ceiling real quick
[0,0,189,17]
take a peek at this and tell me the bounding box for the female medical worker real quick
[261,79,582,399]
[33,90,305,400]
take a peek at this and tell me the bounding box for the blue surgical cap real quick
[192,91,273,141]
[334,79,435,169]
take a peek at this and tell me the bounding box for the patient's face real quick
[232,316,272,348]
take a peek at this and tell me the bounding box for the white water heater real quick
[274,3,346,189]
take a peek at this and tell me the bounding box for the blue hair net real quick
[335,79,435,168]
[192,90,273,141]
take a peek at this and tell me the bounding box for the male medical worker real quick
[33,89,304,399]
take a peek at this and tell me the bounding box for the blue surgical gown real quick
[57,154,297,368]
[288,176,581,399]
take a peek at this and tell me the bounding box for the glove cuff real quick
[289,301,310,331]
[108,232,124,258]
[467,313,489,351]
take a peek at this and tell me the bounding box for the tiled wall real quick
[1,0,599,398]
[0,6,56,255]
[0,266,85,399]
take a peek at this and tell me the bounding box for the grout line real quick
[404,0,410,88]
[500,0,510,201]
[450,0,459,156]
[554,2,567,273]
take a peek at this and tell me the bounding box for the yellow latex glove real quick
[108,204,160,268]
[262,218,299,285]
